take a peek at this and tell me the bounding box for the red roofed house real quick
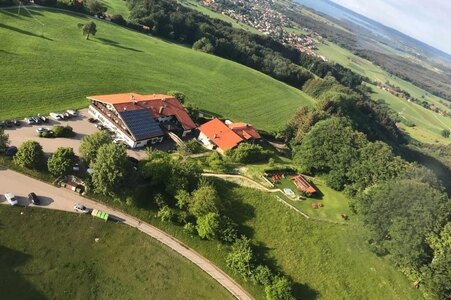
[198,118,260,154]
[87,93,196,148]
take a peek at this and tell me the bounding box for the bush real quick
[52,125,75,138]
[226,143,271,163]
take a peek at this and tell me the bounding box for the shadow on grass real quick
[0,23,52,41]
[0,246,47,300]
[95,37,143,52]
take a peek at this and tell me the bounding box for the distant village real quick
[201,0,328,61]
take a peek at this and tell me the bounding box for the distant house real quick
[198,118,260,153]
[87,93,196,148]
[292,175,316,195]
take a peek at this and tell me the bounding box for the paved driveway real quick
[5,109,149,159]
[0,168,252,300]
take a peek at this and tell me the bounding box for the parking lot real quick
[4,109,150,160]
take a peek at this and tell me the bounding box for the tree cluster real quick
[226,143,271,164]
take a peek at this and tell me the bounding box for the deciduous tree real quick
[13,140,45,169]
[47,147,75,176]
[79,131,112,163]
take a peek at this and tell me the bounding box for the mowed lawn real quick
[0,8,315,132]
[219,183,423,299]
[0,206,233,300]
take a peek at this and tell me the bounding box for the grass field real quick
[316,42,451,143]
[0,206,232,300]
[102,0,129,18]
[218,182,422,299]
[0,8,315,132]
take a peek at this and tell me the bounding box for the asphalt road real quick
[0,168,253,300]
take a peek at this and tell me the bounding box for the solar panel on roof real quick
[119,109,163,140]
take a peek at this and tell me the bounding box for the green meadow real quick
[316,42,451,143]
[0,206,232,300]
[0,8,314,132]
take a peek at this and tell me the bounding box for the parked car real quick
[38,115,48,123]
[36,127,50,133]
[32,116,42,124]
[73,203,90,214]
[5,193,18,206]
[63,112,71,119]
[25,118,35,125]
[5,120,13,128]
[73,163,80,172]
[67,110,77,117]
[50,113,63,121]
[0,121,5,128]
[113,138,124,145]
[95,124,105,130]
[5,146,18,156]
[88,118,98,123]
[13,120,21,126]
[28,192,41,205]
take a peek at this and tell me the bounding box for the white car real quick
[67,110,78,117]
[73,203,90,214]
[113,138,124,145]
[36,127,50,133]
[49,112,63,121]
[5,193,18,206]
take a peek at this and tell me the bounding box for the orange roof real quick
[87,93,196,130]
[227,122,261,140]
[199,119,243,151]
[292,175,316,194]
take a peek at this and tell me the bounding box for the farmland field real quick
[317,42,451,143]
[0,8,314,132]
[0,206,232,300]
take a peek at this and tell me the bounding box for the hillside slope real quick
[0,206,232,300]
[0,8,315,131]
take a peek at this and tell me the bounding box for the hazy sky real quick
[331,0,451,54]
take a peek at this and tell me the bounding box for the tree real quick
[251,265,273,286]
[77,21,97,40]
[226,236,254,279]
[192,37,215,53]
[207,152,227,172]
[196,212,220,240]
[226,143,270,163]
[90,144,129,195]
[358,179,449,270]
[0,128,9,153]
[189,185,220,217]
[167,91,186,104]
[293,117,367,190]
[85,0,106,15]
[52,125,74,138]
[13,140,45,169]
[441,129,450,138]
[264,276,295,300]
[47,147,75,176]
[157,206,173,222]
[79,131,112,164]
[175,189,191,210]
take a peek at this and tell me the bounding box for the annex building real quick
[87,93,196,148]
[198,118,261,153]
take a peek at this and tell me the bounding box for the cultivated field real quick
[0,206,232,300]
[0,8,315,132]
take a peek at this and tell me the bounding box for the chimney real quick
[159,106,164,114]
[213,134,218,139]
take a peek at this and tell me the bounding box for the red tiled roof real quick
[87,93,196,130]
[199,119,243,151]
[227,122,261,140]
[292,175,316,194]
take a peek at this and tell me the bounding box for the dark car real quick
[28,192,41,205]
[88,118,98,123]
[5,146,17,156]
[13,120,21,126]
[5,120,13,128]
[0,121,5,129]
[32,116,42,124]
